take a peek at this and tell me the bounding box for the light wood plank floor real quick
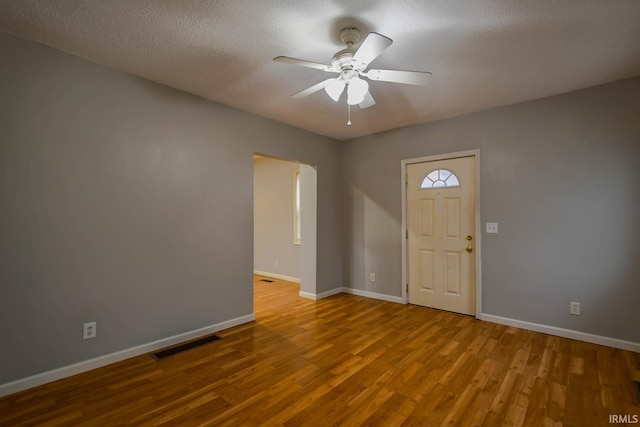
[1,276,639,426]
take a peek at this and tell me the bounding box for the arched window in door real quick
[419,169,460,188]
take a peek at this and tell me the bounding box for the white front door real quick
[407,156,476,315]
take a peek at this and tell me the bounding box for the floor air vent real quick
[151,334,221,361]
[259,279,274,283]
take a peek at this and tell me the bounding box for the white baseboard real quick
[254,270,300,283]
[341,287,404,304]
[299,288,342,300]
[478,313,640,353]
[0,313,256,398]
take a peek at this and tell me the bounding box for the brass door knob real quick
[466,245,473,253]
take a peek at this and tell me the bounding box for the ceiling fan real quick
[274,27,432,114]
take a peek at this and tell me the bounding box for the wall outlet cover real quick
[570,302,581,316]
[83,322,97,340]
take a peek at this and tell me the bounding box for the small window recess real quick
[419,169,460,189]
[293,169,301,245]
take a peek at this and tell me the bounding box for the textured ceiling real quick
[1,1,640,140]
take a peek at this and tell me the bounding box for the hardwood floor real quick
[1,275,638,426]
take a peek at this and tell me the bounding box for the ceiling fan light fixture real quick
[347,76,369,105]
[274,28,431,121]
[325,79,345,102]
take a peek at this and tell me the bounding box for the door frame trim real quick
[401,149,481,317]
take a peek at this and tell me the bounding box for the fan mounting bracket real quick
[340,27,361,46]
[332,27,368,72]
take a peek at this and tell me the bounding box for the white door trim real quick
[401,149,481,317]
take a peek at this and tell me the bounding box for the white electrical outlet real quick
[275,259,279,268]
[570,302,581,316]
[83,322,97,340]
[370,273,376,282]
[486,223,499,233]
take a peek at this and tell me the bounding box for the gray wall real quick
[0,33,341,385]
[253,157,300,279]
[2,30,638,387]
[341,76,640,343]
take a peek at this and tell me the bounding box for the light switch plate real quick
[486,223,498,233]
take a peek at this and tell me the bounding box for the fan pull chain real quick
[347,103,352,126]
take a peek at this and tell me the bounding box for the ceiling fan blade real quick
[291,79,336,99]
[273,56,335,72]
[366,69,432,86]
[359,91,376,109]
[353,32,393,67]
